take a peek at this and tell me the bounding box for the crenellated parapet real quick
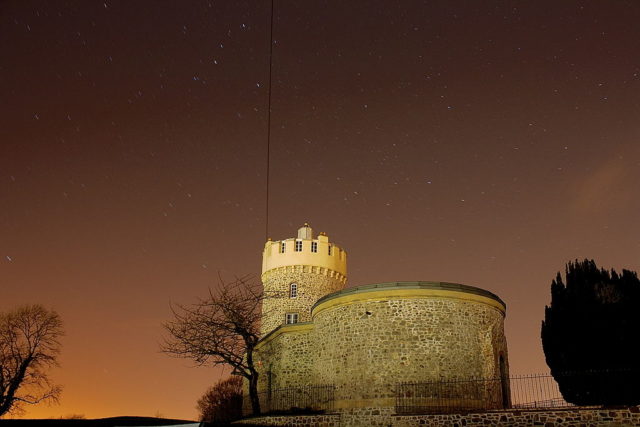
[261,227,347,280]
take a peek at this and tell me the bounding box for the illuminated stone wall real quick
[311,283,508,410]
[255,323,315,391]
[253,282,509,413]
[260,267,345,337]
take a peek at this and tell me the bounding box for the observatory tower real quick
[260,224,347,337]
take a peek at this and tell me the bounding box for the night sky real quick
[2,0,640,420]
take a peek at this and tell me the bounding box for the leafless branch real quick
[161,276,264,414]
[0,305,64,417]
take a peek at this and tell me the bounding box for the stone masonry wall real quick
[255,325,315,392]
[311,295,508,410]
[260,266,344,337]
[234,407,640,427]
[252,284,508,416]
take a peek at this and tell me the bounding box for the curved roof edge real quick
[311,281,506,312]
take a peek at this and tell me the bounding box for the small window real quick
[289,282,298,298]
[295,240,302,252]
[328,245,332,256]
[311,242,317,253]
[280,241,286,253]
[285,313,299,324]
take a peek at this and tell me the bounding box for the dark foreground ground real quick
[0,416,197,426]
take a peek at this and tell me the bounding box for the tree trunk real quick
[248,374,261,415]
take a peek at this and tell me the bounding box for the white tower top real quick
[261,223,347,280]
[297,223,313,240]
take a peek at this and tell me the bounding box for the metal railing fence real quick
[396,371,640,414]
[242,372,640,417]
[242,384,335,416]
[396,376,509,414]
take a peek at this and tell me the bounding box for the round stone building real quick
[253,225,509,418]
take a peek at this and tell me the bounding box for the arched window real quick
[289,282,298,298]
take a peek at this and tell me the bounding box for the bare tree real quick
[162,276,263,415]
[197,375,243,423]
[0,305,64,417]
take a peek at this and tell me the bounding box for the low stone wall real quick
[234,407,640,426]
[234,414,341,427]
[392,408,640,426]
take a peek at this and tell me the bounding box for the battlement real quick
[261,224,347,279]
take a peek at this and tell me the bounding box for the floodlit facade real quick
[252,224,510,417]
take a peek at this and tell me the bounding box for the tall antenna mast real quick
[265,0,275,241]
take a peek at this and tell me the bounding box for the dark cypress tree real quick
[541,259,640,405]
